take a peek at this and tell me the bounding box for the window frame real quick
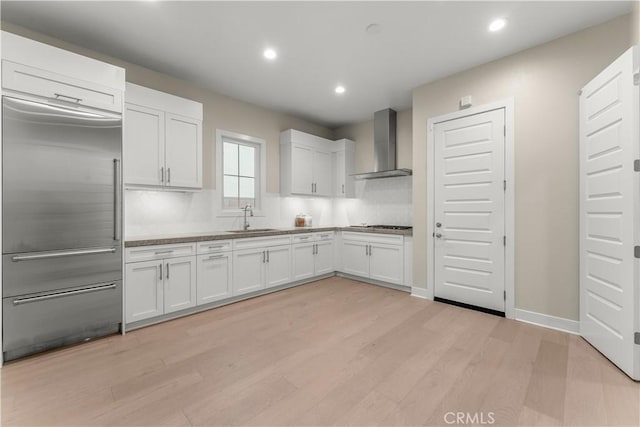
[216,129,266,216]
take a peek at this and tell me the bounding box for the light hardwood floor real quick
[1,277,639,426]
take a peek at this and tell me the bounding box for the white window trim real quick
[216,129,267,217]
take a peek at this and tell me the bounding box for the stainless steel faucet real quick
[242,204,254,230]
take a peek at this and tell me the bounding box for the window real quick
[216,130,265,212]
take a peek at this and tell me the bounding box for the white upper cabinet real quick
[123,104,165,186]
[281,130,353,197]
[1,32,125,113]
[124,83,203,190]
[165,113,202,188]
[334,139,355,198]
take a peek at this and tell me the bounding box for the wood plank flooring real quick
[1,277,638,426]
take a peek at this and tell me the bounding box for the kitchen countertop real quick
[125,226,412,247]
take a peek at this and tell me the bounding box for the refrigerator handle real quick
[114,159,121,241]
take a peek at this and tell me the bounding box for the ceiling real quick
[0,1,633,128]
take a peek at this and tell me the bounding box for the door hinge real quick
[503,236,506,246]
[503,180,507,191]
[503,126,506,137]
[635,159,640,172]
[635,246,640,259]
[635,332,640,345]
[503,291,506,301]
[634,72,640,86]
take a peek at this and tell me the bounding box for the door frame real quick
[426,99,515,319]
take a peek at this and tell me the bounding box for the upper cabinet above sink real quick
[124,83,203,190]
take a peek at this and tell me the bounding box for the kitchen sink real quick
[226,228,278,233]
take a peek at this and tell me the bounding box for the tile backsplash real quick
[125,176,411,237]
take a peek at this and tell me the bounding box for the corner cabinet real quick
[124,83,203,190]
[340,232,404,285]
[280,130,354,198]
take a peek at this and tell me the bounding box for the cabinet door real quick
[164,256,197,314]
[165,113,202,189]
[197,253,232,305]
[292,243,315,281]
[334,150,346,197]
[341,240,369,277]
[369,243,404,285]
[291,144,314,195]
[315,240,334,276]
[125,260,163,323]
[124,103,165,186]
[265,245,292,289]
[233,248,264,295]
[313,148,333,196]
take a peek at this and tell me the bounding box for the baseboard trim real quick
[514,308,580,335]
[335,272,410,293]
[411,287,429,299]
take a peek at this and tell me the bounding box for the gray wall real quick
[412,14,631,320]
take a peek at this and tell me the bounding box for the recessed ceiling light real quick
[489,18,507,32]
[335,85,346,94]
[263,48,277,60]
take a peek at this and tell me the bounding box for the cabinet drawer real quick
[291,233,315,244]
[2,60,123,113]
[341,232,403,246]
[316,231,335,241]
[125,243,196,263]
[232,235,291,250]
[197,240,232,255]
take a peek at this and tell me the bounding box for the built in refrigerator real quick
[2,96,123,361]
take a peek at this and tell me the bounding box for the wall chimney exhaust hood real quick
[351,108,412,180]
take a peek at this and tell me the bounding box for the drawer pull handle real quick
[208,254,224,260]
[207,245,225,249]
[155,250,174,255]
[54,93,82,103]
[299,236,309,240]
[13,283,116,305]
[12,247,116,261]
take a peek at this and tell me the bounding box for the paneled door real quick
[433,108,506,312]
[579,46,638,380]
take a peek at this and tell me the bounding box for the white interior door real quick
[580,46,639,380]
[433,109,506,313]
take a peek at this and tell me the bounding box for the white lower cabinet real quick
[164,256,197,314]
[125,260,164,323]
[196,252,233,305]
[232,236,293,296]
[265,245,292,289]
[292,233,334,280]
[125,243,197,324]
[341,232,404,285]
[233,248,265,295]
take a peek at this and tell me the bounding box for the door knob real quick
[435,233,442,238]
[435,222,442,228]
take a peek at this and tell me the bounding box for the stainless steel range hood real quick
[351,108,412,180]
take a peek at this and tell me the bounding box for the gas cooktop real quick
[350,225,412,230]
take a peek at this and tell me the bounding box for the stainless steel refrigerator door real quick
[2,96,122,254]
[2,281,122,361]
